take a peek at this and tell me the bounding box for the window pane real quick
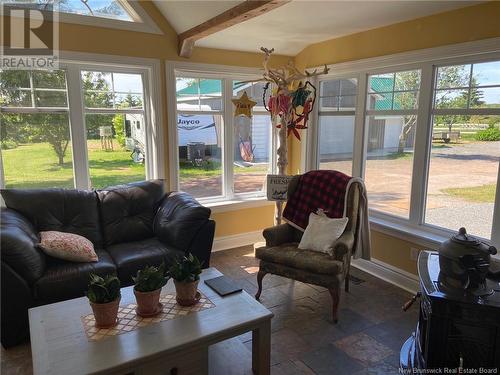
[339,95,356,111]
[177,114,223,198]
[114,93,143,109]
[321,80,340,96]
[472,61,500,86]
[321,78,358,111]
[369,70,421,111]
[320,96,339,110]
[340,79,357,96]
[233,81,268,110]
[1,113,74,188]
[369,73,394,93]
[434,89,468,109]
[82,71,113,91]
[177,78,222,111]
[58,0,133,21]
[364,115,417,217]
[1,89,32,107]
[85,114,146,188]
[35,90,67,107]
[394,91,418,110]
[82,71,114,108]
[0,70,30,88]
[16,0,134,21]
[199,97,222,111]
[395,70,420,91]
[113,73,143,93]
[318,115,354,176]
[436,64,470,89]
[233,81,250,97]
[234,114,271,194]
[368,92,393,110]
[426,116,499,239]
[33,70,66,89]
[84,91,114,108]
[471,87,500,108]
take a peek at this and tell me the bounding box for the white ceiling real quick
[153,1,479,56]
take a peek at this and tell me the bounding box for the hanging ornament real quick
[291,83,312,108]
[232,92,257,118]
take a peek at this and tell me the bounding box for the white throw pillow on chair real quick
[298,209,349,256]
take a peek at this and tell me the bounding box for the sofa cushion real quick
[255,243,344,275]
[1,188,103,247]
[39,231,98,263]
[98,180,167,246]
[154,192,211,250]
[34,249,116,304]
[106,238,184,285]
[0,208,45,283]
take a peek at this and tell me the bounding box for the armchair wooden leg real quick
[255,270,267,301]
[345,263,351,293]
[328,286,341,324]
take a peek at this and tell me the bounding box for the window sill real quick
[204,197,275,214]
[369,216,451,250]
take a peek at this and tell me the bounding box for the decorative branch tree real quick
[256,47,330,223]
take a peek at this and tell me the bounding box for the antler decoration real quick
[259,47,329,87]
[258,47,329,225]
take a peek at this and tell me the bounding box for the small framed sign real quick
[266,174,294,201]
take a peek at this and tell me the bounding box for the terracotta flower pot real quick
[174,279,200,306]
[134,288,162,317]
[90,297,120,328]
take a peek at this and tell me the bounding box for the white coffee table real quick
[29,267,273,375]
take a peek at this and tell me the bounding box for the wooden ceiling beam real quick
[178,0,291,58]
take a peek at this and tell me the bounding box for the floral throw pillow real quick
[39,231,98,263]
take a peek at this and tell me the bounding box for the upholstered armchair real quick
[254,174,361,323]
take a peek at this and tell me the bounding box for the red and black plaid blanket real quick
[283,170,351,230]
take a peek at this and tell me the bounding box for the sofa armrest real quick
[263,224,297,247]
[1,262,34,347]
[187,220,215,268]
[0,208,46,284]
[154,192,211,251]
[331,230,355,261]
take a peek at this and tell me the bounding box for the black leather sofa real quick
[0,180,215,348]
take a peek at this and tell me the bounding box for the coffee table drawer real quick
[116,347,208,375]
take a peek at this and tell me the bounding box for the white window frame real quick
[305,38,500,248]
[310,75,361,177]
[166,61,277,208]
[0,51,164,190]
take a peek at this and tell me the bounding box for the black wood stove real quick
[400,250,500,371]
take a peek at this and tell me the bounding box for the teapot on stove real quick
[438,227,497,293]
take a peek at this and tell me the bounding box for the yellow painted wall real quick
[294,1,500,70]
[212,205,275,238]
[370,232,439,275]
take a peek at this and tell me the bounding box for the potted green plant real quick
[169,253,203,306]
[132,263,169,317]
[86,273,121,328]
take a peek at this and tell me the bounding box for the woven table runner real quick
[81,292,215,342]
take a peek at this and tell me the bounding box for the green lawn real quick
[2,141,145,189]
[2,141,269,189]
[442,184,496,203]
[179,161,268,180]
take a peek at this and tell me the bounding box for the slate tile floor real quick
[1,245,419,375]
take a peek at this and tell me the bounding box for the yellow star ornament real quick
[232,92,257,118]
